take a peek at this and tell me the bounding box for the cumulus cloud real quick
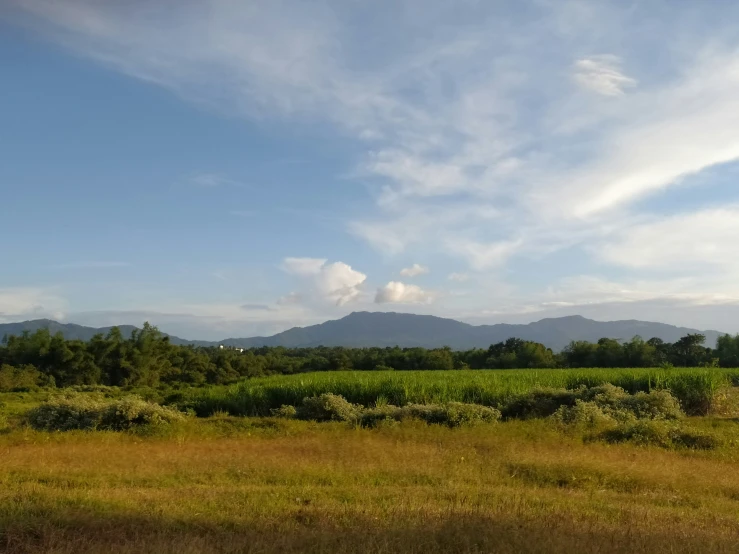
[399,263,429,277]
[281,258,366,305]
[573,55,636,96]
[375,281,433,304]
[315,262,367,305]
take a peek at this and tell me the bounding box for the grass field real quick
[3,367,739,553]
[3,417,739,553]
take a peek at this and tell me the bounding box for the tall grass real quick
[181,368,738,417]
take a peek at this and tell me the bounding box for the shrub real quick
[98,397,186,430]
[0,364,43,392]
[27,396,106,431]
[359,404,402,427]
[579,384,682,421]
[399,402,500,427]
[270,404,298,418]
[27,394,185,432]
[551,400,620,427]
[357,402,501,428]
[297,393,360,422]
[501,388,579,420]
[597,420,721,450]
[619,390,683,420]
[511,385,684,423]
[442,402,502,426]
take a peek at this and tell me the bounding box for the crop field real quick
[3,367,739,553]
[184,368,739,416]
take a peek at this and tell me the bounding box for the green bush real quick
[297,393,361,422]
[513,385,684,423]
[398,402,500,427]
[578,384,683,420]
[358,404,402,427]
[551,400,621,427]
[501,388,579,420]
[270,404,298,418]
[0,364,44,392]
[27,394,185,432]
[98,397,186,430]
[438,402,502,426]
[619,390,683,420]
[27,396,106,431]
[597,420,721,450]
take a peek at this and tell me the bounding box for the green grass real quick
[181,368,738,417]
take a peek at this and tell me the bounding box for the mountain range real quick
[0,312,725,351]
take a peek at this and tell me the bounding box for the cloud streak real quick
[573,55,636,96]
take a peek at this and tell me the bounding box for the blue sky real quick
[4,0,739,340]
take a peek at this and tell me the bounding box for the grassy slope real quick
[3,417,739,553]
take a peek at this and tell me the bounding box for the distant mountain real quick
[0,319,206,346]
[0,313,725,351]
[219,312,725,351]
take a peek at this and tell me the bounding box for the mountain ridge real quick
[1,312,724,352]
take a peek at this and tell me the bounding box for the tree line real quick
[1,323,738,390]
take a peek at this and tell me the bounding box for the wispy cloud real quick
[573,55,636,96]
[51,261,129,269]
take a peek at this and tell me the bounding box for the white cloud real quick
[0,287,67,322]
[573,55,636,96]
[597,206,739,270]
[375,281,433,304]
[448,272,469,282]
[400,263,428,277]
[316,262,367,305]
[350,204,500,255]
[449,239,521,270]
[281,258,366,305]
[281,257,327,276]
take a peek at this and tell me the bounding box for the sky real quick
[3,0,739,340]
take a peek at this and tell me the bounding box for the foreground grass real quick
[3,417,739,553]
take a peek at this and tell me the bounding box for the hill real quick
[219,312,724,351]
[0,319,205,346]
[0,312,724,351]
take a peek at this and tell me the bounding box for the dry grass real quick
[2,417,739,553]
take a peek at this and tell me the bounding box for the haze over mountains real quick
[0,312,724,352]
